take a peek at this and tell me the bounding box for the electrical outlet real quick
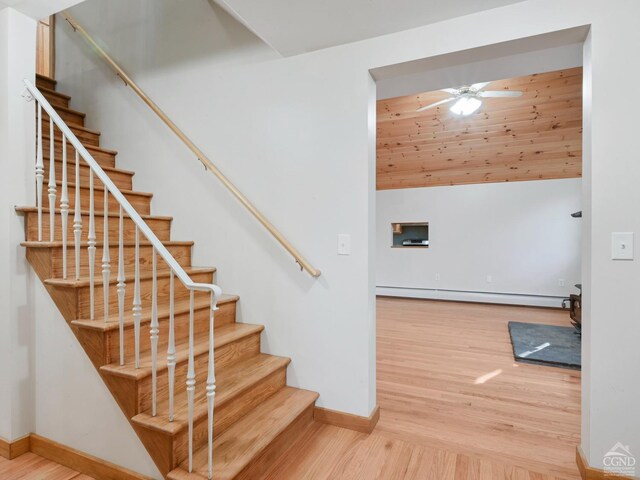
[558,279,565,287]
[486,275,493,283]
[435,273,440,281]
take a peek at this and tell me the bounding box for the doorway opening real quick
[370,27,588,478]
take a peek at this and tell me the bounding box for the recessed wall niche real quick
[391,222,429,248]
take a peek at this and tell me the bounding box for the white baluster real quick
[73,150,82,280]
[117,206,126,366]
[187,289,195,473]
[88,169,96,320]
[133,226,141,368]
[35,103,44,241]
[150,248,159,416]
[48,116,56,241]
[167,270,176,422]
[206,292,218,480]
[60,134,69,278]
[102,188,111,323]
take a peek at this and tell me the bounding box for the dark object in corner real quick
[562,284,582,333]
[571,211,582,218]
[569,284,582,332]
[508,321,581,370]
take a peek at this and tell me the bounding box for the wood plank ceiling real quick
[376,67,583,190]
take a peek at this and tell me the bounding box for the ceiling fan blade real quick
[471,82,490,91]
[441,88,458,94]
[478,90,523,98]
[416,97,455,112]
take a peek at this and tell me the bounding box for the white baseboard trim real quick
[376,286,566,308]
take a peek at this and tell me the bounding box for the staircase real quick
[18,74,318,480]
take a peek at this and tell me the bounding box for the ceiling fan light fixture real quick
[450,96,482,116]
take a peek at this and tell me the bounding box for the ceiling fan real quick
[416,82,523,116]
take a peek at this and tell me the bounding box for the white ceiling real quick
[215,0,528,56]
[0,0,85,19]
[373,27,588,99]
[0,0,23,8]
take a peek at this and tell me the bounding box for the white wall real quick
[32,285,161,478]
[0,7,36,443]
[377,179,582,306]
[49,0,640,472]
[0,0,87,446]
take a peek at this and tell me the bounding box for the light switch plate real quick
[337,234,351,255]
[612,232,634,260]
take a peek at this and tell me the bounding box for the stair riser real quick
[24,211,171,243]
[41,122,101,147]
[42,136,116,168]
[173,369,286,465]
[136,332,262,415]
[75,270,214,320]
[42,91,70,109]
[105,301,238,365]
[165,394,317,480]
[48,243,191,279]
[105,327,258,418]
[36,77,56,90]
[43,157,134,190]
[65,184,151,215]
[236,404,315,480]
[42,109,84,127]
[25,243,191,288]
[72,127,101,147]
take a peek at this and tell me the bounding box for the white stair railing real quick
[24,79,221,478]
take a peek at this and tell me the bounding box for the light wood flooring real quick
[262,297,581,480]
[0,452,95,479]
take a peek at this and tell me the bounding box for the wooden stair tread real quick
[15,206,168,220]
[42,134,117,155]
[59,123,101,137]
[39,86,71,100]
[44,266,215,288]
[36,73,56,84]
[132,349,284,435]
[51,180,154,198]
[45,103,86,119]
[169,387,318,480]
[27,159,133,175]
[71,294,239,332]
[22,240,193,248]
[18,160,130,178]
[100,320,256,381]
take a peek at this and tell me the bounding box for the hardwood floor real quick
[0,452,95,479]
[1,299,579,479]
[263,298,581,480]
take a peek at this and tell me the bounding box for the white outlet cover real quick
[612,232,634,260]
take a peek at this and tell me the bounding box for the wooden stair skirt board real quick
[0,435,31,460]
[314,405,380,434]
[23,72,328,479]
[576,446,636,480]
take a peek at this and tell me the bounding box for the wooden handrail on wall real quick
[62,12,321,278]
